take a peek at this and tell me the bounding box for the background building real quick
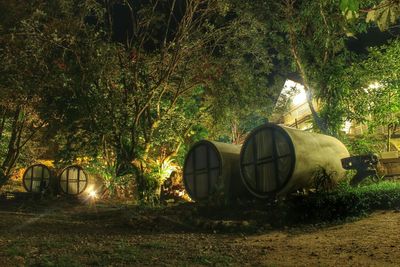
[271,80,399,151]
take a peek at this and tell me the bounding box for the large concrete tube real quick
[23,164,55,193]
[59,165,88,195]
[183,140,249,201]
[240,123,350,198]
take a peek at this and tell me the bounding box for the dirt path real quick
[243,210,400,266]
[0,200,399,266]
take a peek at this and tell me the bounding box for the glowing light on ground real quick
[82,185,100,204]
[88,190,97,199]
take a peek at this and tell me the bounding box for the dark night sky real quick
[109,2,400,90]
[347,25,400,53]
[111,2,400,53]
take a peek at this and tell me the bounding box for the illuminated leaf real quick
[377,8,390,30]
[366,9,376,23]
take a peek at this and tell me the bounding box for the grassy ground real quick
[1,181,400,266]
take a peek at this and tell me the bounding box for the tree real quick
[199,0,284,143]
[338,40,400,151]
[268,0,359,134]
[0,2,50,185]
[5,0,280,201]
[89,0,283,201]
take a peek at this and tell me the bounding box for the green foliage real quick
[198,2,289,138]
[247,0,398,135]
[312,167,338,193]
[340,0,360,12]
[329,39,400,143]
[2,0,281,199]
[343,134,387,155]
[260,0,359,134]
[356,40,400,124]
[138,171,163,205]
[340,0,400,30]
[85,157,132,197]
[288,181,400,223]
[189,180,400,230]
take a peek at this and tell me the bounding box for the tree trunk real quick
[0,108,6,142]
[0,106,24,187]
[387,125,392,152]
[285,3,329,134]
[115,139,135,177]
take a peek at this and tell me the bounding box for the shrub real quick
[286,181,400,223]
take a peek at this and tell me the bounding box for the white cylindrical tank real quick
[22,164,53,193]
[59,165,88,195]
[183,140,248,201]
[240,123,350,198]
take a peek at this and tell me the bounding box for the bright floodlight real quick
[281,80,307,106]
[89,190,97,199]
[292,89,307,106]
[342,120,352,134]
